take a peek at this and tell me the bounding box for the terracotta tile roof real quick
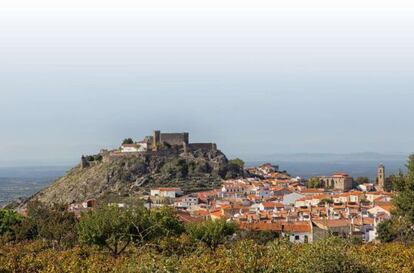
[282,222,312,233]
[336,191,365,197]
[192,210,210,216]
[262,201,284,208]
[377,203,394,213]
[157,187,182,191]
[240,221,311,233]
[333,172,349,177]
[176,211,204,223]
[210,210,224,219]
[367,191,393,196]
[313,219,351,228]
[239,222,282,231]
[354,217,375,225]
[300,188,325,194]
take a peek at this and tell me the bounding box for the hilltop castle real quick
[120,130,217,154]
[81,130,220,168]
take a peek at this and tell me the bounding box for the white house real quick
[358,183,375,192]
[150,187,183,198]
[121,144,140,153]
[121,142,147,153]
[174,194,199,210]
[282,192,305,206]
[220,182,246,198]
[283,222,313,244]
[332,192,365,204]
[259,201,284,212]
[368,203,393,217]
[137,141,148,152]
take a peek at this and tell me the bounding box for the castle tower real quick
[183,132,189,145]
[153,130,161,150]
[80,155,89,169]
[377,164,385,191]
[183,141,188,154]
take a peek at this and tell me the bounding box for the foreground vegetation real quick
[1,236,414,273]
[1,203,414,273]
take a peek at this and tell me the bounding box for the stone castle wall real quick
[188,143,217,151]
[160,133,189,146]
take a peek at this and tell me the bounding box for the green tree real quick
[307,177,322,188]
[78,206,183,256]
[319,198,333,205]
[229,158,245,169]
[355,176,370,185]
[26,202,78,248]
[122,138,134,145]
[148,207,185,238]
[378,154,414,243]
[377,219,397,243]
[296,237,373,273]
[393,154,414,222]
[186,219,236,250]
[387,170,405,192]
[79,206,148,256]
[0,209,23,242]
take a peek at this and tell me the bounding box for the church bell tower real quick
[377,164,385,191]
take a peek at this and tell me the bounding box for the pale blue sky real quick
[1,5,414,166]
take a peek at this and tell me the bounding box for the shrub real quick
[78,206,184,256]
[122,138,134,145]
[186,219,236,250]
[295,237,373,273]
[26,201,78,248]
[0,209,23,242]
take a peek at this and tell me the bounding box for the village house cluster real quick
[143,163,393,244]
[71,151,394,244]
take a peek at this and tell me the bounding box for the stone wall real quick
[188,143,217,152]
[319,176,353,191]
[160,133,189,146]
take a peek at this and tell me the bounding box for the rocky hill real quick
[27,148,244,205]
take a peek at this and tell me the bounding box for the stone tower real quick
[153,130,161,150]
[377,164,385,191]
[80,155,89,169]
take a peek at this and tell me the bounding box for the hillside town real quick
[70,160,393,244]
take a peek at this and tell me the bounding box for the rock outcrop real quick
[28,148,244,205]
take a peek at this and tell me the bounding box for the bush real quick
[186,219,237,250]
[25,202,78,248]
[122,138,134,145]
[78,206,184,256]
[0,209,23,242]
[295,237,373,273]
[229,158,245,169]
[161,159,188,178]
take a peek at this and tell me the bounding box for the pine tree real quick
[393,154,414,222]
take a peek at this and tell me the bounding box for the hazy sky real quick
[1,1,414,166]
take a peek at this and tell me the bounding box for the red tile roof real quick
[240,221,311,233]
[157,187,182,191]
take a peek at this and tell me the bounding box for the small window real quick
[295,235,300,241]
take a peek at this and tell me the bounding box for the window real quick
[295,235,300,241]
[304,235,309,243]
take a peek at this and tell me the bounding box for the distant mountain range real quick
[0,166,69,179]
[245,152,409,178]
[245,152,408,162]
